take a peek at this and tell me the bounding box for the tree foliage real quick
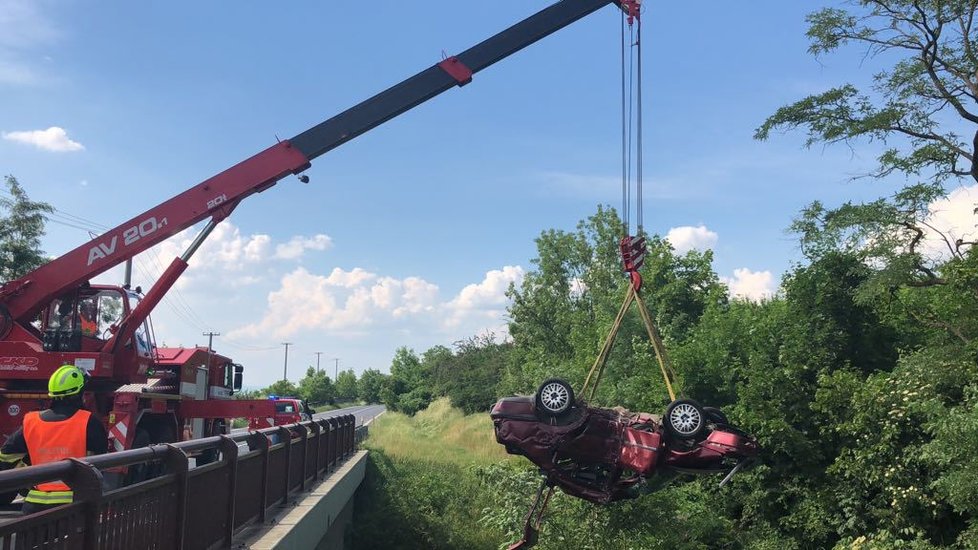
[357,368,386,404]
[756,0,978,184]
[297,367,335,405]
[334,368,358,402]
[0,175,53,282]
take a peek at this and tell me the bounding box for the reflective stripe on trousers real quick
[25,488,73,504]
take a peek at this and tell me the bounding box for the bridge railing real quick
[0,413,368,550]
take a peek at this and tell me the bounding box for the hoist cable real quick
[620,13,628,234]
[635,15,644,232]
[626,22,635,236]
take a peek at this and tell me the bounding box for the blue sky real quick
[3,0,969,388]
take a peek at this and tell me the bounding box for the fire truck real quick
[0,0,636,488]
[248,396,314,430]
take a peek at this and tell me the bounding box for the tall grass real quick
[365,397,512,465]
[351,398,515,549]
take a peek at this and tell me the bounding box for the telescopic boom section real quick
[0,0,624,325]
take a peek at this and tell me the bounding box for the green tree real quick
[429,334,511,414]
[756,1,978,185]
[755,1,978,339]
[263,379,297,397]
[383,347,433,415]
[334,369,359,402]
[0,175,54,281]
[357,369,386,404]
[505,205,723,411]
[297,367,335,405]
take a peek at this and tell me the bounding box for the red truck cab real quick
[249,396,312,429]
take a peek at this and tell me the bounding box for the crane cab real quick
[36,285,156,380]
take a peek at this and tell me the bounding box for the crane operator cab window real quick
[43,297,82,352]
[42,290,127,352]
[125,291,154,359]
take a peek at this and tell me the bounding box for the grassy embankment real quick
[350,398,523,549]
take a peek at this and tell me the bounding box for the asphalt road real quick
[230,403,386,435]
[315,403,386,425]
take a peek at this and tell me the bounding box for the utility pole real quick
[203,331,220,352]
[315,351,323,373]
[281,342,293,381]
[202,331,220,369]
[334,358,340,382]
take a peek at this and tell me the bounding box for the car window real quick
[275,402,296,413]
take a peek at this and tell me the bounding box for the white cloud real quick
[90,222,334,296]
[229,265,523,341]
[666,225,718,254]
[443,266,524,328]
[324,267,375,288]
[722,268,775,302]
[3,127,83,152]
[228,267,437,338]
[274,234,332,259]
[921,184,978,260]
[448,266,523,310]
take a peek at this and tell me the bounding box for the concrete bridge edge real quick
[238,450,369,550]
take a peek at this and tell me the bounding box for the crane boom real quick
[1,0,624,329]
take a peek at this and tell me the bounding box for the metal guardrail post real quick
[293,423,308,492]
[308,420,321,480]
[348,415,354,453]
[163,444,190,550]
[218,435,239,547]
[247,432,271,523]
[67,457,104,550]
[327,418,338,469]
[277,426,292,501]
[323,419,333,473]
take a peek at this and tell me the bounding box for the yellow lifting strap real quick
[580,283,678,403]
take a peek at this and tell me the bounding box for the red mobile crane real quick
[0,0,635,467]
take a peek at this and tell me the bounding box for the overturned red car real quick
[490,378,759,504]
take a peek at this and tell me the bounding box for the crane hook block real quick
[438,56,473,86]
[620,235,646,291]
[622,0,640,25]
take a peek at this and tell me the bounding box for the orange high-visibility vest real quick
[80,317,97,336]
[23,409,90,494]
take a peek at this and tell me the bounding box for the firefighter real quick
[79,300,98,337]
[0,364,108,514]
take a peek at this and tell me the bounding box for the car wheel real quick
[665,399,705,440]
[535,378,575,418]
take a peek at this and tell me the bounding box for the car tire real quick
[665,399,706,440]
[535,378,575,418]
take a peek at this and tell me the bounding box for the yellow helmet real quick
[48,364,86,398]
